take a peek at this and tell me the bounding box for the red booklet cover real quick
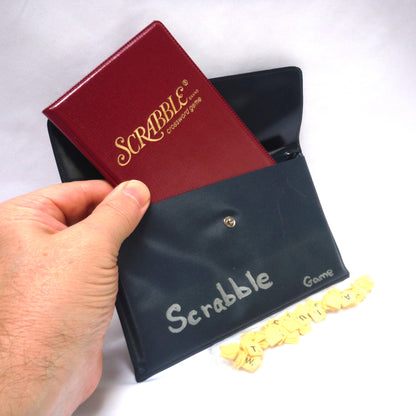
[43,21,275,203]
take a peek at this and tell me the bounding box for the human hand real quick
[0,180,150,416]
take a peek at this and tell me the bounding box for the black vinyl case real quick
[47,67,349,381]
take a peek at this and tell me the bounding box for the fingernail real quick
[121,180,151,208]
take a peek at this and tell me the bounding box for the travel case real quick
[46,67,349,381]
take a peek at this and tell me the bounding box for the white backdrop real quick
[1,1,415,415]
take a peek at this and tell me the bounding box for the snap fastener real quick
[224,216,236,228]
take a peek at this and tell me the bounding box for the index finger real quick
[4,180,114,228]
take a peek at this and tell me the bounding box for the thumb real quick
[82,180,150,250]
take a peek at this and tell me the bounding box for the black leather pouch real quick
[47,67,348,381]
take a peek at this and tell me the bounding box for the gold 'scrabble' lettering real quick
[115,84,188,166]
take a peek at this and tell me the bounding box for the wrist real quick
[0,341,61,416]
[0,322,80,416]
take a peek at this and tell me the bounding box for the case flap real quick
[117,155,348,381]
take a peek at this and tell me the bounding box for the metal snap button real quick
[224,216,236,228]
